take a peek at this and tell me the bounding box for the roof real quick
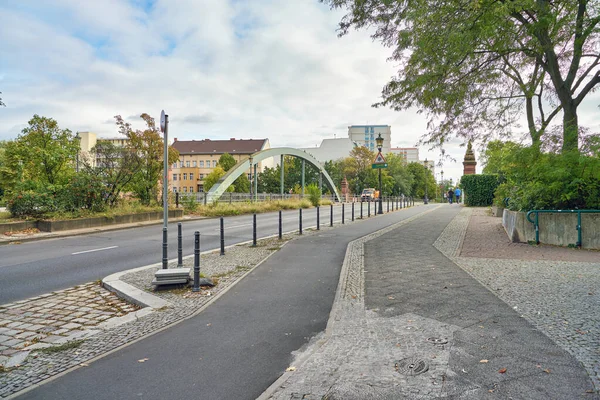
[349,125,390,128]
[172,139,267,155]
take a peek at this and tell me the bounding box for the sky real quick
[1,1,599,186]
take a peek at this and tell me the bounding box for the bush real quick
[58,173,107,213]
[183,193,198,212]
[461,174,500,207]
[7,188,57,218]
[306,184,321,206]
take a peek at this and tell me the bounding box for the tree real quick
[257,166,281,193]
[385,153,413,195]
[218,153,237,172]
[203,166,234,193]
[1,115,78,186]
[325,0,600,153]
[406,162,436,198]
[234,174,250,193]
[0,91,5,107]
[343,146,378,194]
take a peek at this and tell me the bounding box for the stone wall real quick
[502,209,600,249]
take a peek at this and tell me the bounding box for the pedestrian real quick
[454,187,462,204]
[447,188,454,204]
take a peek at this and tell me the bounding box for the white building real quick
[348,125,392,154]
[390,147,419,163]
[299,138,356,163]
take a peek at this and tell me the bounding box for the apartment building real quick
[390,147,419,163]
[347,125,392,154]
[170,138,271,193]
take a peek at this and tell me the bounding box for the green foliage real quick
[183,193,198,212]
[306,183,321,206]
[218,153,237,172]
[325,0,600,153]
[57,172,107,213]
[203,166,229,192]
[6,184,57,218]
[233,174,250,193]
[460,175,500,207]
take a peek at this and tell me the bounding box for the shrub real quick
[7,188,57,218]
[461,174,500,207]
[306,184,321,206]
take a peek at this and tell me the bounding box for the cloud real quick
[179,113,216,124]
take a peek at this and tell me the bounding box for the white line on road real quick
[72,246,119,255]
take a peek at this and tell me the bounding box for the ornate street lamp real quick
[376,133,384,214]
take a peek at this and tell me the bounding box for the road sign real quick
[372,163,388,169]
[373,152,386,164]
[160,110,166,133]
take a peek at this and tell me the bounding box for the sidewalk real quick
[262,206,599,399]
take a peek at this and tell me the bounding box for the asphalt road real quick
[0,202,389,304]
[14,204,428,400]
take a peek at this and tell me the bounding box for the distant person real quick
[447,188,454,204]
[454,187,462,204]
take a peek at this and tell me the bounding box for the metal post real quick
[342,203,345,224]
[254,163,258,202]
[368,201,371,217]
[230,192,232,204]
[360,201,363,219]
[387,198,389,213]
[192,231,200,292]
[352,202,354,221]
[278,210,282,240]
[162,227,168,269]
[252,213,257,247]
[299,209,303,235]
[330,204,333,227]
[249,157,253,202]
[301,159,305,198]
[317,206,320,230]
[177,222,183,267]
[176,192,179,208]
[280,154,285,196]
[220,217,225,255]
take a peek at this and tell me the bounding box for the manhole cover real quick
[395,357,429,376]
[427,337,448,345]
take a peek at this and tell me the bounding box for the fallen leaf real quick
[478,326,485,329]
[206,323,212,326]
[80,363,89,367]
[498,368,507,374]
[387,296,395,300]
[138,358,148,363]
[543,369,551,374]
[480,359,489,363]
[395,343,401,347]
[286,366,296,372]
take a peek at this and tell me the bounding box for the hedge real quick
[461,174,500,207]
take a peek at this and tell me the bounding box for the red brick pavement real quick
[459,208,599,262]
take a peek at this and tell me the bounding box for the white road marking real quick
[72,246,119,255]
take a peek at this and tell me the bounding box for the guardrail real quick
[526,209,600,248]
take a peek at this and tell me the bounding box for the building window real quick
[364,127,368,133]
[173,174,177,181]
[172,163,177,169]
[370,127,374,133]
[247,173,252,180]
[183,187,187,193]
[213,160,217,168]
[193,161,197,167]
[199,185,204,192]
[200,174,204,179]
[190,173,194,181]
[183,173,187,180]
[189,187,193,193]
[180,161,184,168]
[199,161,204,168]
[173,187,177,193]
[186,161,190,167]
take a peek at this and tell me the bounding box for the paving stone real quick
[61,322,82,330]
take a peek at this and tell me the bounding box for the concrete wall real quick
[1,210,184,233]
[502,209,600,249]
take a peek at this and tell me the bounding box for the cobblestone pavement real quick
[264,206,599,399]
[0,234,294,398]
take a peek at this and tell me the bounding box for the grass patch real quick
[212,265,251,279]
[188,199,313,217]
[37,339,84,354]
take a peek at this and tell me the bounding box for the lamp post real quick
[424,158,429,204]
[376,133,384,214]
[160,110,169,269]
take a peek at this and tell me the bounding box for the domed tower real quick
[463,140,477,175]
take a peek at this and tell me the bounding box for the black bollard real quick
[330,204,333,227]
[192,231,200,292]
[352,202,355,221]
[387,198,389,213]
[342,203,345,224]
[299,209,303,235]
[175,192,179,208]
[278,210,282,240]
[360,201,363,219]
[162,227,168,269]
[220,217,225,255]
[317,206,320,230]
[368,201,371,217]
[177,222,183,267]
[252,213,257,247]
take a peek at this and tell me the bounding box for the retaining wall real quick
[1,210,184,233]
[502,209,600,249]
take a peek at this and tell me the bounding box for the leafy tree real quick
[218,153,237,172]
[325,0,600,153]
[1,115,78,186]
[203,166,233,193]
[257,166,281,193]
[343,146,378,195]
[234,174,250,193]
[385,153,413,195]
[406,162,436,198]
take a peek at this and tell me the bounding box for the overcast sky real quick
[2,1,599,185]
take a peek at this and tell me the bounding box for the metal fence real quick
[176,192,339,205]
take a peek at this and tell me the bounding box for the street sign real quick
[373,152,386,164]
[160,110,166,133]
[372,163,388,169]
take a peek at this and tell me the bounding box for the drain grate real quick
[427,337,448,345]
[395,357,429,376]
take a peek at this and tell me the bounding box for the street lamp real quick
[376,133,384,214]
[424,158,429,204]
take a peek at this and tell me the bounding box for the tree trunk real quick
[562,102,579,153]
